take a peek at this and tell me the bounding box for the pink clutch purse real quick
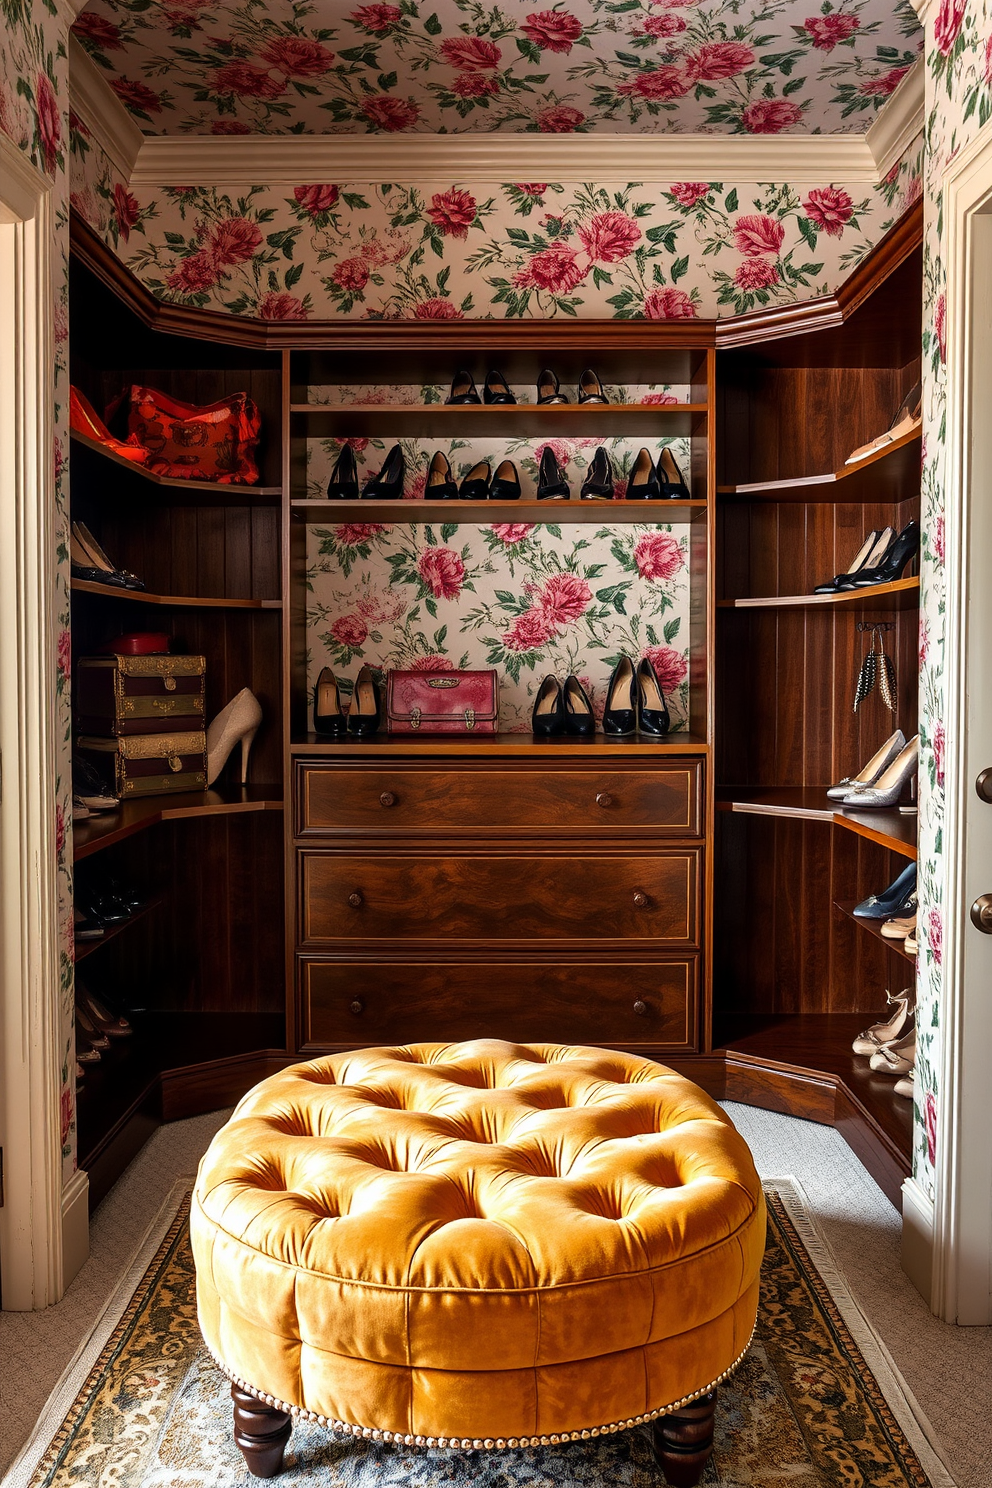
[386,669,499,733]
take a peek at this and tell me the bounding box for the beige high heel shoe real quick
[869,1027,916,1076]
[852,988,914,1055]
[206,687,263,786]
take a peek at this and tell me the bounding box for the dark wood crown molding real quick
[71,196,923,354]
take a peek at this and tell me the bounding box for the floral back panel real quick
[307,519,691,732]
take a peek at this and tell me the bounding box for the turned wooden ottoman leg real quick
[232,1384,292,1477]
[652,1388,717,1487]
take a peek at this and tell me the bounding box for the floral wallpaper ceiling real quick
[72,0,921,135]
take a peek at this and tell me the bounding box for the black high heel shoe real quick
[536,447,569,501]
[484,371,516,405]
[314,665,347,736]
[563,675,595,735]
[446,370,481,405]
[537,369,569,404]
[578,368,609,405]
[580,446,614,501]
[813,528,890,594]
[426,450,459,500]
[459,460,491,500]
[838,520,920,589]
[326,445,359,500]
[657,447,690,500]
[636,657,670,735]
[347,664,381,736]
[71,522,145,591]
[490,459,521,500]
[532,676,564,735]
[602,657,637,736]
[627,448,661,500]
[361,444,404,499]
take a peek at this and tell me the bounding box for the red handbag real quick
[386,669,499,733]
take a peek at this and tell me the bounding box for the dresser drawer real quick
[296,760,702,838]
[299,957,698,1051]
[299,850,699,945]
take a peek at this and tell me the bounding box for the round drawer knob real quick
[633,1000,648,1017]
[349,999,364,1016]
[632,891,648,908]
[348,891,363,908]
[595,792,613,809]
[379,791,397,808]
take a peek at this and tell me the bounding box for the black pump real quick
[326,444,359,501]
[361,444,404,500]
[636,658,670,735]
[536,447,569,501]
[838,521,920,589]
[426,450,459,501]
[627,448,661,501]
[313,666,347,736]
[563,675,595,735]
[580,447,615,501]
[531,676,565,735]
[602,657,637,736]
[658,447,690,500]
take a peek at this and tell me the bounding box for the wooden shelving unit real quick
[717,577,918,610]
[717,424,921,503]
[70,428,282,501]
[72,785,284,861]
[835,900,916,964]
[73,894,163,962]
[71,578,282,608]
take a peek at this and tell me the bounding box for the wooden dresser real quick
[293,739,708,1055]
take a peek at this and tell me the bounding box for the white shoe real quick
[206,687,263,787]
[869,1028,916,1076]
[852,989,915,1055]
[893,1068,914,1099]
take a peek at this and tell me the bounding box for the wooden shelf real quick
[294,498,707,525]
[70,429,282,501]
[72,785,284,861]
[294,732,709,757]
[74,895,163,963]
[717,577,918,611]
[293,402,707,438]
[717,425,921,503]
[71,578,282,609]
[835,804,917,859]
[835,900,916,963]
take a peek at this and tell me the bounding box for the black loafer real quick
[484,371,516,405]
[447,370,481,405]
[425,450,459,501]
[459,460,491,500]
[490,459,521,500]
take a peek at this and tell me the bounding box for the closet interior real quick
[66,211,922,1211]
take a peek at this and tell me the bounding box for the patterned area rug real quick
[10,1186,953,1488]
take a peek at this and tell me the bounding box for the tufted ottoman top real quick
[193,1040,765,1445]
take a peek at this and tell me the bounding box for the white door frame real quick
[0,132,66,1309]
[926,123,992,1324]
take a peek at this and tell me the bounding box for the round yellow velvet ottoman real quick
[192,1040,764,1484]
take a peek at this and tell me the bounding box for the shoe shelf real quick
[716,425,921,504]
[74,894,164,964]
[716,787,918,857]
[71,578,283,609]
[834,900,916,964]
[292,403,708,440]
[291,498,708,526]
[717,577,918,611]
[70,430,283,504]
[293,732,710,757]
[73,785,284,862]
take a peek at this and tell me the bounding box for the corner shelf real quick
[835,804,917,859]
[716,425,921,503]
[835,900,916,963]
[294,499,707,525]
[72,785,284,861]
[70,429,283,503]
[293,402,707,439]
[74,895,164,963]
[717,577,918,611]
[71,578,282,609]
[717,787,918,858]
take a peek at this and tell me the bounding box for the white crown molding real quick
[865,59,925,179]
[68,34,144,183]
[128,131,881,187]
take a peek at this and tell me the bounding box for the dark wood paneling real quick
[300,957,697,1050]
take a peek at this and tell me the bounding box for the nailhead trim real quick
[209,1321,755,1450]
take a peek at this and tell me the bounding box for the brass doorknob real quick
[596,792,613,808]
[348,891,363,907]
[633,891,647,907]
[349,999,364,1016]
[977,769,992,803]
[380,791,397,807]
[633,1000,648,1016]
[971,894,992,933]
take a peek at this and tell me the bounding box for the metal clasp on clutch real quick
[410,707,421,729]
[465,708,475,730]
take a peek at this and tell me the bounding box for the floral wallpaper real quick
[0,0,76,1183]
[68,167,923,321]
[71,0,921,134]
[307,519,692,728]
